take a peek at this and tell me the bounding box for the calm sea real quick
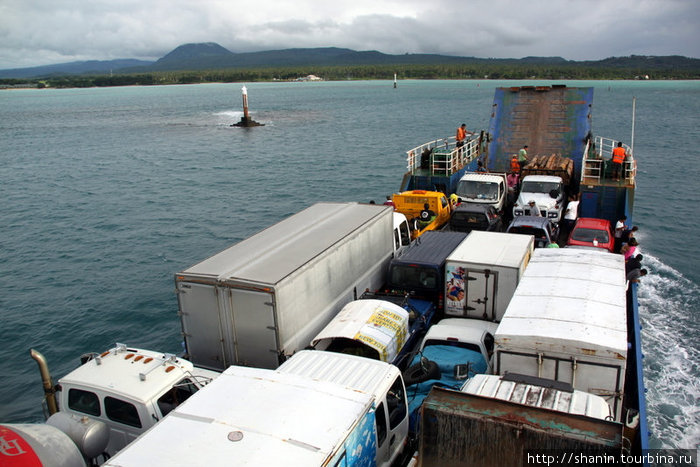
[1,80,698,449]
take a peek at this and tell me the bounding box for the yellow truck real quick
[392,190,452,238]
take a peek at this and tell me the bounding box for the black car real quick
[448,204,504,233]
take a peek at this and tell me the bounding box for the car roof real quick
[507,216,551,228]
[573,217,612,229]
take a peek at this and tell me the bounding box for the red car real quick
[566,218,615,252]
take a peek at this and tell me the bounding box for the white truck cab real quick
[57,343,219,457]
[513,174,566,222]
[455,172,508,212]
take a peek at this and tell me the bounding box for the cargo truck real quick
[494,248,628,421]
[454,172,508,212]
[104,351,410,467]
[444,231,533,322]
[175,202,395,370]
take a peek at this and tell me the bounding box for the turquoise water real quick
[1,80,698,449]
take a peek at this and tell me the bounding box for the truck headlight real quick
[548,212,557,218]
[514,210,523,216]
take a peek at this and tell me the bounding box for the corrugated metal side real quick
[278,350,398,399]
[419,387,622,467]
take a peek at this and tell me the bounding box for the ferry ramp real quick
[486,86,593,178]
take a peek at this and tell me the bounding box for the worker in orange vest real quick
[510,154,520,173]
[611,142,626,181]
[456,124,470,148]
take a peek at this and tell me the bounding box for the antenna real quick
[630,97,636,154]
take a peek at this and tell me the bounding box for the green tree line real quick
[2,62,698,89]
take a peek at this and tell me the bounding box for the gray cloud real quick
[0,0,698,69]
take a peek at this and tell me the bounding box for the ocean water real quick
[1,80,698,449]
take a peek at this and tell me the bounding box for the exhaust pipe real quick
[29,349,59,416]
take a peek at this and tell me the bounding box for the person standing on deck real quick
[518,145,529,172]
[562,194,579,241]
[612,142,626,181]
[456,124,471,148]
[614,215,627,253]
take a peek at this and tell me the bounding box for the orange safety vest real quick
[510,156,520,172]
[612,147,626,164]
[456,127,467,141]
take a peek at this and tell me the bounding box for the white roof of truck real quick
[461,374,612,420]
[496,248,627,358]
[179,202,392,285]
[311,299,409,363]
[58,344,218,404]
[104,358,376,466]
[447,231,533,269]
[278,350,401,399]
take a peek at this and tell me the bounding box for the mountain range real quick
[1,42,698,79]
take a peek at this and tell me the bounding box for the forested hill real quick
[1,42,698,81]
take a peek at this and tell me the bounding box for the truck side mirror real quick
[549,189,560,199]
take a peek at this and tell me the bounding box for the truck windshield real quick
[456,180,498,201]
[390,265,439,291]
[520,181,561,194]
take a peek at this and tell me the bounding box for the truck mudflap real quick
[418,387,623,467]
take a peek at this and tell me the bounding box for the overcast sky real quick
[1,0,699,69]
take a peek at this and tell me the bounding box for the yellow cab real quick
[392,190,452,238]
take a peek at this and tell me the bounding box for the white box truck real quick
[175,202,395,370]
[444,231,534,322]
[494,248,628,420]
[104,351,410,467]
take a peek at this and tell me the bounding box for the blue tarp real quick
[406,344,487,432]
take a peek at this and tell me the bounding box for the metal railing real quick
[582,136,636,184]
[406,136,481,176]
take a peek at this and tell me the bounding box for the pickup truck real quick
[454,172,508,212]
[30,344,219,459]
[402,319,497,423]
[513,174,567,222]
[392,190,452,238]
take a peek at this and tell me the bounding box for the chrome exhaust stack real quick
[29,348,59,416]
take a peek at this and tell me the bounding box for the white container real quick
[104,351,408,467]
[175,202,394,370]
[444,231,534,321]
[494,248,628,420]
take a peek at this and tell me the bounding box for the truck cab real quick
[392,190,451,238]
[56,344,219,457]
[386,231,468,308]
[311,297,435,370]
[455,172,508,212]
[513,175,566,222]
[402,318,498,434]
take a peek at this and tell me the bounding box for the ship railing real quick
[406,136,480,176]
[582,136,636,184]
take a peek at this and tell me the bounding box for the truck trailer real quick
[175,202,395,370]
[444,231,533,322]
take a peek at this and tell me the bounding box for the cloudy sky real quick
[1,0,699,69]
